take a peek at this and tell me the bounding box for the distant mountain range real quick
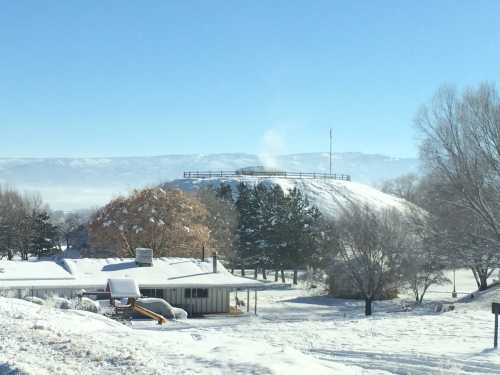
[0,153,419,210]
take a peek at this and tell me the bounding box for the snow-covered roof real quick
[0,257,262,290]
[107,278,141,298]
[0,260,74,282]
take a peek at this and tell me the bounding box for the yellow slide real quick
[132,304,168,325]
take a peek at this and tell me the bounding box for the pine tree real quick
[0,220,16,259]
[31,211,59,257]
[216,183,234,203]
[235,183,257,274]
[282,188,321,284]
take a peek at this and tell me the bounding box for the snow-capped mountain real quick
[0,153,418,210]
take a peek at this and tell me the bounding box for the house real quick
[0,250,262,315]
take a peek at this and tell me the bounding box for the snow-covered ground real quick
[168,176,410,217]
[2,269,500,375]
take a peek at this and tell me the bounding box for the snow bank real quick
[0,296,343,374]
[23,296,44,305]
[48,297,72,310]
[78,297,100,313]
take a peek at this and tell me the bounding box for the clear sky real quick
[1,1,499,158]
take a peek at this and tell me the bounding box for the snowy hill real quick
[0,152,418,210]
[167,176,409,217]
[456,281,500,311]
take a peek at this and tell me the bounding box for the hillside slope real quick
[167,176,409,217]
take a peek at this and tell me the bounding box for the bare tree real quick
[0,186,24,259]
[416,83,500,241]
[0,186,56,260]
[196,186,238,261]
[380,173,421,204]
[416,84,500,289]
[51,211,87,250]
[332,204,408,316]
[403,206,449,303]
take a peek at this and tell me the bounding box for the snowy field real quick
[2,270,500,375]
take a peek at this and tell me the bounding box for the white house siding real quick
[0,286,234,314]
[163,287,230,314]
[0,287,83,300]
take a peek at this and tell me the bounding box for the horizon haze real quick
[0,151,418,210]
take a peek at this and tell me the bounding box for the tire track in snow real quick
[309,349,500,374]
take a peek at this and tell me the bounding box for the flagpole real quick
[329,129,333,176]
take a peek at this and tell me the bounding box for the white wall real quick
[163,287,230,314]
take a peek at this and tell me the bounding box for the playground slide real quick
[132,304,168,325]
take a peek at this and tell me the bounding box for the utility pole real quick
[452,268,457,298]
[329,128,333,176]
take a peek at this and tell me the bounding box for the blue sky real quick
[1,1,499,158]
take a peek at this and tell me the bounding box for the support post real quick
[254,290,258,315]
[190,290,193,316]
[496,313,499,349]
[492,303,500,348]
[247,289,250,313]
[212,251,218,273]
[452,268,457,298]
[329,128,333,176]
[216,288,219,313]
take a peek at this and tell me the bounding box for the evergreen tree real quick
[18,213,36,260]
[215,183,234,203]
[31,211,59,257]
[0,220,17,259]
[266,185,288,278]
[234,182,322,283]
[235,183,258,274]
[282,188,321,284]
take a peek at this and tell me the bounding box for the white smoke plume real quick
[258,129,285,169]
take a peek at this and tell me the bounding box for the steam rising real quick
[258,129,285,168]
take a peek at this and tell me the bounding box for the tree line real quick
[0,187,64,259]
[84,183,327,286]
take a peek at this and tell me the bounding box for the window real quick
[196,288,208,298]
[140,288,164,298]
[184,288,208,298]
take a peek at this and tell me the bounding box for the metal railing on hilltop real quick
[183,170,351,181]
